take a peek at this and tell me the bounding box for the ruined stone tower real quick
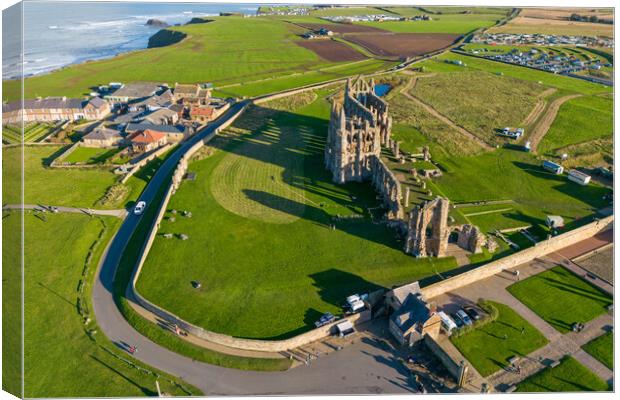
[325,77,392,184]
[404,197,451,257]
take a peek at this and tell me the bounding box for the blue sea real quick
[2,1,261,80]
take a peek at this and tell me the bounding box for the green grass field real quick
[450,301,548,377]
[2,212,200,397]
[507,266,613,333]
[538,95,613,155]
[113,166,293,371]
[4,17,385,102]
[517,356,610,392]
[356,13,503,34]
[64,146,121,164]
[423,53,612,95]
[582,331,613,370]
[413,70,546,145]
[136,91,458,340]
[2,145,148,209]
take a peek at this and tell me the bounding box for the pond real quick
[374,83,392,97]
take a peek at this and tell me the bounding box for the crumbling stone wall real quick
[370,156,404,220]
[457,224,485,254]
[404,197,451,257]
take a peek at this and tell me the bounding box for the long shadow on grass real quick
[210,104,406,249]
[309,268,384,308]
[244,189,404,250]
[89,355,157,396]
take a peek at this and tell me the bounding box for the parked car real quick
[314,312,336,328]
[463,306,483,321]
[133,201,146,215]
[456,309,473,326]
[438,311,458,333]
[450,313,464,328]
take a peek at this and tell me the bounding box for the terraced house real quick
[2,96,110,124]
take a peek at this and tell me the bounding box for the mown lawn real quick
[517,356,610,392]
[2,145,147,209]
[582,331,613,370]
[4,212,200,397]
[4,16,381,101]
[136,91,458,340]
[113,167,293,371]
[538,95,613,155]
[451,301,548,377]
[64,146,121,164]
[507,266,613,333]
[430,148,609,234]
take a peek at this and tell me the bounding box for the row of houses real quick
[2,96,110,124]
[3,81,219,126]
[82,122,191,153]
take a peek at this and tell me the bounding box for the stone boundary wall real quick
[127,100,374,353]
[424,335,466,382]
[253,79,344,104]
[50,142,81,167]
[421,216,614,299]
[119,143,173,183]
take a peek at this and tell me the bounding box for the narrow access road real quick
[3,204,127,218]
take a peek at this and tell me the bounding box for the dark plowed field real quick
[296,40,367,62]
[298,22,388,34]
[346,33,461,58]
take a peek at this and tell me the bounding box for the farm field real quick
[3,17,383,102]
[582,331,613,370]
[450,301,549,377]
[136,91,459,340]
[507,266,612,333]
[538,95,613,155]
[296,39,367,62]
[2,145,144,208]
[516,356,610,392]
[64,146,122,164]
[412,70,547,145]
[3,212,199,397]
[345,33,460,58]
[489,16,613,37]
[3,122,56,144]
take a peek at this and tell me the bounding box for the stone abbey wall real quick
[324,77,392,184]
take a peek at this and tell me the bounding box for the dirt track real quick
[296,40,367,62]
[528,94,582,152]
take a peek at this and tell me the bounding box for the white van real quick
[438,311,458,334]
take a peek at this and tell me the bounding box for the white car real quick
[133,201,146,215]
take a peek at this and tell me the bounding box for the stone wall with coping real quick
[421,216,613,300]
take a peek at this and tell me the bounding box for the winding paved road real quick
[91,100,412,395]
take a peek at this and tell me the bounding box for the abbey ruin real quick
[325,77,496,258]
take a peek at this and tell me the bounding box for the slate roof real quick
[125,123,186,135]
[390,293,431,334]
[87,97,107,109]
[83,127,123,141]
[108,83,161,99]
[3,97,84,113]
